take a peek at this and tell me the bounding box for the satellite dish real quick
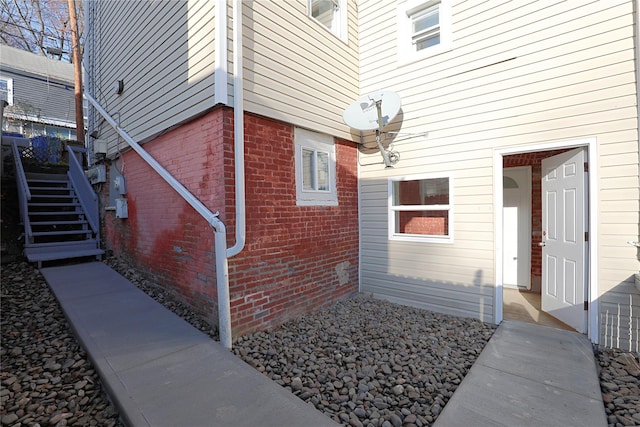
[343,90,402,168]
[343,91,401,131]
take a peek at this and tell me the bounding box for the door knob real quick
[538,242,546,247]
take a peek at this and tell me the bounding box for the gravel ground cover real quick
[596,346,640,427]
[106,258,496,426]
[2,258,639,427]
[0,261,123,427]
[231,296,495,427]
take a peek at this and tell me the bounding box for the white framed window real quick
[398,0,451,64]
[0,76,14,105]
[308,0,347,42]
[295,127,337,206]
[388,173,453,243]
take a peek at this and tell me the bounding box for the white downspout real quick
[227,0,246,258]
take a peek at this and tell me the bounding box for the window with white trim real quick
[295,127,337,206]
[389,174,453,243]
[398,0,451,64]
[0,76,14,105]
[308,0,347,41]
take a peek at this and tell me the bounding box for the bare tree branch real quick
[0,0,82,61]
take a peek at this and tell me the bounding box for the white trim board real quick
[493,137,599,344]
[502,166,532,290]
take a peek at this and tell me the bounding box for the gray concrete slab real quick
[434,320,607,427]
[41,262,338,427]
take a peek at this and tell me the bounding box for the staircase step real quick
[26,172,67,178]
[27,179,69,185]
[31,220,88,226]
[30,194,75,199]
[24,244,104,263]
[25,240,99,250]
[29,211,82,216]
[29,186,71,191]
[32,230,92,237]
[28,202,80,208]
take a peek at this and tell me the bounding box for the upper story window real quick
[411,4,440,50]
[0,76,14,105]
[308,0,347,42]
[295,127,338,206]
[388,174,453,243]
[398,0,451,64]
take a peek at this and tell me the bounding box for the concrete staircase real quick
[23,172,103,267]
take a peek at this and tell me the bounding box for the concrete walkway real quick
[40,262,337,427]
[41,262,607,427]
[434,320,607,427]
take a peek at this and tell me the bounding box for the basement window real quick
[295,127,337,206]
[388,174,453,243]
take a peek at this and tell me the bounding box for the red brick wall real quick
[227,113,359,336]
[101,108,359,336]
[103,108,231,318]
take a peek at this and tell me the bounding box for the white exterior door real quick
[503,167,531,289]
[541,148,587,333]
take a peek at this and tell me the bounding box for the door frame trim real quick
[502,166,532,290]
[494,137,599,344]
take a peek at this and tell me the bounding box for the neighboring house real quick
[84,0,639,350]
[0,44,78,139]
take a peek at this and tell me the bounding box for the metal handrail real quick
[11,140,32,242]
[67,145,99,234]
[84,91,233,349]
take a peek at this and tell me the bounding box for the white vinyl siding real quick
[86,1,358,154]
[358,0,639,343]
[242,1,359,141]
[86,0,216,153]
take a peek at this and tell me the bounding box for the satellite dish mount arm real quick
[375,100,393,168]
[343,90,401,168]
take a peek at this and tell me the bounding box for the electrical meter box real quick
[93,140,107,154]
[113,176,126,195]
[115,198,128,219]
[87,165,106,184]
